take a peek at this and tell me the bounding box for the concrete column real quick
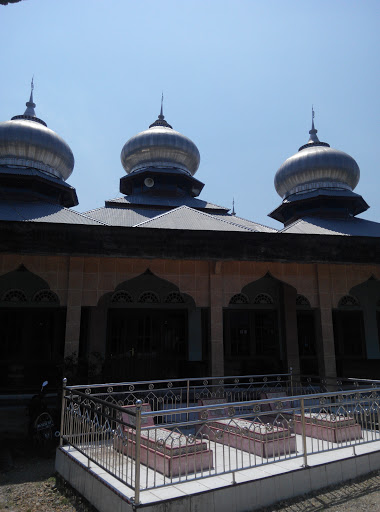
[64,257,84,358]
[282,284,300,375]
[316,264,337,380]
[210,262,224,376]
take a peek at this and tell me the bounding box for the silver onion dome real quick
[0,83,74,181]
[274,111,360,199]
[121,102,200,176]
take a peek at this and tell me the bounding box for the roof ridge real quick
[133,205,192,227]
[279,217,304,233]
[60,206,107,225]
[133,205,255,231]
[220,213,278,231]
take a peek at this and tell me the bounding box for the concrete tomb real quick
[114,403,213,478]
[198,398,297,458]
[261,392,362,443]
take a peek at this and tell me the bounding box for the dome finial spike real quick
[159,92,164,120]
[308,105,319,143]
[231,197,236,216]
[149,92,172,129]
[24,76,36,117]
[29,76,34,103]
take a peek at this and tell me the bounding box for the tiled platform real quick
[56,435,380,512]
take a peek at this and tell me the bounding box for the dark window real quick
[0,307,66,390]
[224,309,282,375]
[333,310,366,357]
[297,310,318,375]
[106,309,187,381]
[229,311,250,356]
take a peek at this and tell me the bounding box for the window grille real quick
[111,290,133,303]
[253,293,273,305]
[229,293,249,305]
[2,289,27,303]
[338,295,360,307]
[138,291,159,303]
[164,292,184,303]
[296,294,311,307]
[33,289,59,303]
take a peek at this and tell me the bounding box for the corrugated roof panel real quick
[84,207,167,226]
[134,206,255,231]
[105,194,228,211]
[212,213,277,233]
[0,200,104,225]
[281,216,380,237]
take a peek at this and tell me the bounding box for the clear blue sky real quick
[1,0,379,228]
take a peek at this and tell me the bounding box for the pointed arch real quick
[224,272,297,376]
[0,265,65,390]
[102,268,195,308]
[0,264,56,304]
[98,269,200,382]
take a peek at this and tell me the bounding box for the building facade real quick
[1,90,379,392]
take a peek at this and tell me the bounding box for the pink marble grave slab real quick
[198,398,296,458]
[293,412,362,443]
[114,403,213,477]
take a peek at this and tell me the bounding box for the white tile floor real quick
[57,433,380,512]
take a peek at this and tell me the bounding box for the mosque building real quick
[0,85,379,392]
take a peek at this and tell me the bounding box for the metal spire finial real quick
[149,92,173,129]
[231,197,236,216]
[24,76,36,117]
[308,104,319,143]
[159,92,164,119]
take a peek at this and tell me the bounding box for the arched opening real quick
[0,265,66,391]
[332,277,380,379]
[82,269,208,382]
[224,273,292,375]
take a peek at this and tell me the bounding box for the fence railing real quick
[60,374,380,505]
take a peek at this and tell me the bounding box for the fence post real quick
[289,367,294,397]
[186,379,190,421]
[134,399,142,505]
[59,378,67,447]
[300,397,308,467]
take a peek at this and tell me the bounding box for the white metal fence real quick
[60,374,380,505]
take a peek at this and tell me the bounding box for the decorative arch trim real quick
[1,289,27,303]
[229,293,249,305]
[111,290,133,303]
[0,265,59,305]
[138,291,160,304]
[338,295,360,307]
[237,272,296,306]
[296,294,311,307]
[32,289,59,304]
[253,293,274,305]
[104,268,195,308]
[164,292,185,304]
